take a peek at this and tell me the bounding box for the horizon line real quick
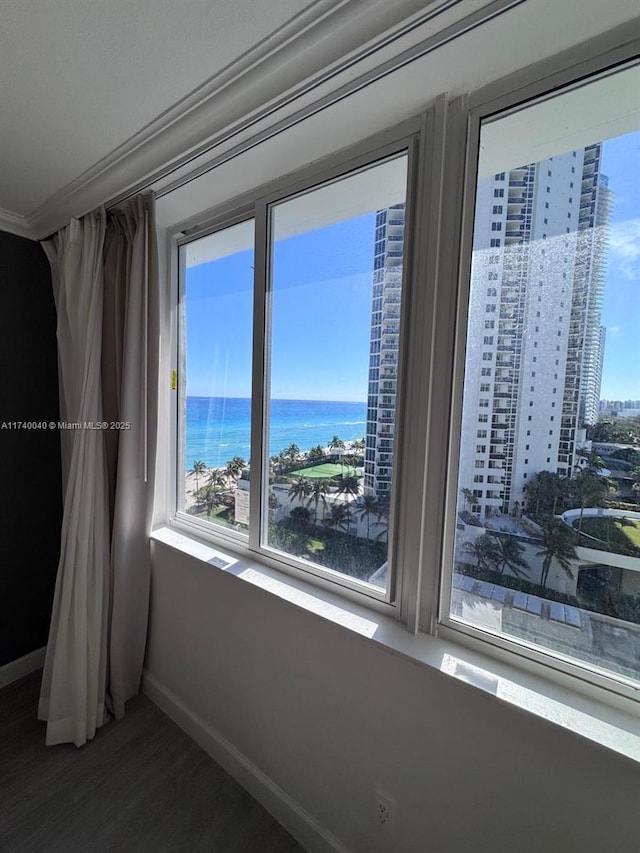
[187,395,367,404]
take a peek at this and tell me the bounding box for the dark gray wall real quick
[0,230,61,667]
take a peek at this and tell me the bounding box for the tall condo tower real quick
[458,145,612,519]
[364,204,405,498]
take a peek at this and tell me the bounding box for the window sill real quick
[150,525,640,766]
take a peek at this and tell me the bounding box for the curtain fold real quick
[39,195,158,746]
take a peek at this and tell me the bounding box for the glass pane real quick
[264,154,409,592]
[450,64,640,684]
[178,220,254,534]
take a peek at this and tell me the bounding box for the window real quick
[264,156,408,591]
[178,150,410,599]
[178,220,255,533]
[172,52,640,711]
[445,61,640,691]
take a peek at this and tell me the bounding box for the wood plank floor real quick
[0,673,306,853]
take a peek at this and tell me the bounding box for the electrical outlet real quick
[374,789,395,831]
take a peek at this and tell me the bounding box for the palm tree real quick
[307,445,326,463]
[328,435,345,473]
[465,533,501,572]
[189,460,207,495]
[197,484,225,517]
[325,503,350,533]
[574,448,606,475]
[536,519,577,590]
[224,460,238,485]
[286,443,301,467]
[289,476,312,506]
[268,490,280,521]
[571,471,612,538]
[207,468,227,491]
[460,487,474,513]
[351,437,365,451]
[524,470,568,517]
[307,478,330,525]
[338,474,360,516]
[342,453,360,474]
[337,474,359,500]
[495,536,529,578]
[337,474,360,532]
[355,495,378,539]
[328,435,345,453]
[373,503,390,542]
[277,450,289,473]
[228,456,246,478]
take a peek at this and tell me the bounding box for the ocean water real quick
[185,396,367,470]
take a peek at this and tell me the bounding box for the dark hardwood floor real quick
[0,673,305,853]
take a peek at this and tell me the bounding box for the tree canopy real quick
[587,417,640,447]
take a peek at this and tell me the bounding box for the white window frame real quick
[434,48,640,705]
[169,116,430,624]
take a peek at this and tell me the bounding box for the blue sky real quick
[186,129,639,403]
[599,130,640,401]
[185,213,375,402]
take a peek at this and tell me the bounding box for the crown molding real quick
[0,207,34,240]
[27,0,463,238]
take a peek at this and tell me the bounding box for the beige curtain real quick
[39,195,159,746]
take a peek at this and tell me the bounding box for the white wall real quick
[146,540,640,853]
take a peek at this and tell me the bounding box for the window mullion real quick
[249,202,269,552]
[418,95,470,634]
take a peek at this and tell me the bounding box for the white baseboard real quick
[0,646,45,689]
[142,670,349,853]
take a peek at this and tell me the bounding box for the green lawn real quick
[576,516,640,553]
[621,518,640,548]
[189,504,247,530]
[288,462,360,479]
[268,521,386,581]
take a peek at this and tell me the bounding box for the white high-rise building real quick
[364,204,405,498]
[458,145,612,518]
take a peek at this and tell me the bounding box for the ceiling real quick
[2,0,447,237]
[1,0,639,239]
[0,0,329,216]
